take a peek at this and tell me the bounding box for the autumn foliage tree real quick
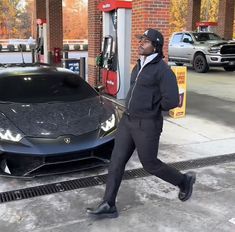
[169,0,235,38]
[0,0,233,39]
[63,0,88,39]
[200,0,219,22]
[0,0,88,40]
[0,0,21,38]
[169,0,188,34]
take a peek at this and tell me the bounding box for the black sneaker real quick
[178,171,196,201]
[86,202,118,219]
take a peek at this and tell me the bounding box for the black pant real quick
[103,114,184,206]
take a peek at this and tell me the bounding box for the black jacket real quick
[125,55,179,119]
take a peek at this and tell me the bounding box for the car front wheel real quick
[193,54,209,73]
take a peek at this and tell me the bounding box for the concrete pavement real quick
[0,66,235,232]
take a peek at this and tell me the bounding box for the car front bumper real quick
[0,130,115,178]
[206,54,235,67]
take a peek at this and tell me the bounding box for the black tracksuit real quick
[103,55,184,206]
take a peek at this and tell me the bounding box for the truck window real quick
[171,33,183,44]
[182,33,193,43]
[193,33,222,41]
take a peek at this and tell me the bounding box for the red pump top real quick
[98,0,132,12]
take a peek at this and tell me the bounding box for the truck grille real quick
[220,45,235,54]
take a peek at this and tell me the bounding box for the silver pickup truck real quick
[168,31,235,73]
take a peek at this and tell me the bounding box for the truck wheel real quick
[193,54,209,73]
[175,62,183,66]
[224,67,235,72]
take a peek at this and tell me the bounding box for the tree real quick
[0,0,21,38]
[0,0,233,40]
[201,0,218,22]
[63,0,88,39]
[0,0,88,39]
[170,0,235,37]
[169,0,188,34]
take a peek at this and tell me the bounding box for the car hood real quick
[200,40,230,46]
[0,97,114,138]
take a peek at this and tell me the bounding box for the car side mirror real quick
[183,38,194,44]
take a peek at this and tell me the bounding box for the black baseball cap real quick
[137,28,164,46]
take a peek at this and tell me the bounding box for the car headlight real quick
[101,114,116,132]
[0,129,23,142]
[208,47,220,53]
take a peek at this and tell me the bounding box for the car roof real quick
[173,31,216,34]
[176,31,221,36]
[0,65,75,78]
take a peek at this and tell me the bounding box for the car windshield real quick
[192,33,222,41]
[0,73,98,103]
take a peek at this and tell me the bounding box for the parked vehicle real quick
[168,31,235,73]
[0,64,120,178]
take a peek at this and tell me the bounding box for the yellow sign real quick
[169,66,187,118]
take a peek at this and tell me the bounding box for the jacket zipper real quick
[127,62,141,110]
[127,75,139,110]
[127,55,162,111]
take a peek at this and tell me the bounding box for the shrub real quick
[17,44,27,52]
[83,44,88,51]
[63,44,70,51]
[7,44,15,52]
[74,44,81,51]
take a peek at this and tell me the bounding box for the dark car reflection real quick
[0,66,121,178]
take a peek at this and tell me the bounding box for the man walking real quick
[87,28,196,218]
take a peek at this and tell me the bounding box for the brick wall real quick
[186,0,201,31]
[87,0,103,86]
[217,0,235,40]
[131,0,171,66]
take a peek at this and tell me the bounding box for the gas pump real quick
[196,22,218,33]
[36,19,48,63]
[97,0,132,100]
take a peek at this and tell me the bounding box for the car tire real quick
[193,54,209,73]
[224,67,235,72]
[175,62,184,66]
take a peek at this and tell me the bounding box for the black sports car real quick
[0,65,121,178]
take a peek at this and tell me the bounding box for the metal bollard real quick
[31,49,35,63]
[63,51,68,59]
[80,57,86,80]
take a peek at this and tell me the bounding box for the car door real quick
[168,33,184,59]
[179,33,194,62]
